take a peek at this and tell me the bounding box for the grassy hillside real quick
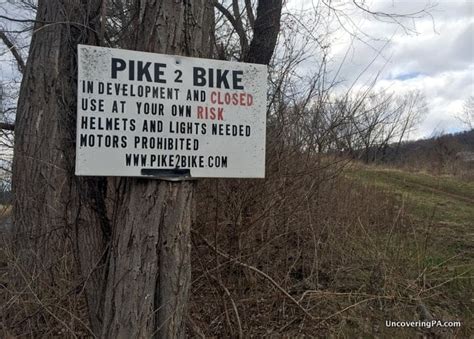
[346,166,473,335]
[347,166,474,225]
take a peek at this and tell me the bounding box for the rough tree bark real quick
[11,0,108,333]
[245,0,282,64]
[99,2,213,338]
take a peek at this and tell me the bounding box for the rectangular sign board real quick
[76,45,267,178]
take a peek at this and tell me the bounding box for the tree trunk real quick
[11,0,108,334]
[99,2,213,337]
[102,180,195,338]
[245,0,282,64]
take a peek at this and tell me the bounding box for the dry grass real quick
[0,240,92,337]
[1,154,472,337]
[189,154,472,337]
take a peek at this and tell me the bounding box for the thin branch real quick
[232,0,249,54]
[0,15,99,34]
[244,0,255,29]
[99,0,107,46]
[0,14,42,24]
[193,230,316,321]
[0,122,15,131]
[213,2,239,34]
[211,274,243,339]
[213,0,248,59]
[352,0,432,19]
[0,31,25,73]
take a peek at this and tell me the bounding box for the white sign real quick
[76,45,267,178]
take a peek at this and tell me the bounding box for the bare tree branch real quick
[0,31,25,73]
[244,0,255,29]
[0,122,15,131]
[0,14,42,24]
[232,0,249,55]
[214,0,249,59]
[0,15,99,34]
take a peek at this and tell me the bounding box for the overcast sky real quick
[288,0,474,139]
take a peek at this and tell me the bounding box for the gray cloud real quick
[319,0,474,138]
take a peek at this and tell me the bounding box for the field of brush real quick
[1,164,472,337]
[191,164,473,337]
